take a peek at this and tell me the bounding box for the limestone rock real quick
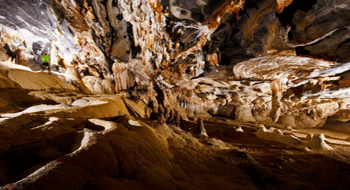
[196,117,208,137]
[303,134,333,150]
[2,0,350,189]
[82,76,116,94]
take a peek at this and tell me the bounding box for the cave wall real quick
[210,0,350,64]
[2,0,350,76]
[1,0,350,127]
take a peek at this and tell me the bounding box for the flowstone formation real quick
[2,0,350,189]
[1,0,350,127]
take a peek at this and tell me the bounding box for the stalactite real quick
[112,62,136,93]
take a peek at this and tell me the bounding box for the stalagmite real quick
[196,117,208,137]
[303,134,333,150]
[2,0,350,189]
[157,113,166,124]
[270,79,283,122]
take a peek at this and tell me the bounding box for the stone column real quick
[270,79,283,122]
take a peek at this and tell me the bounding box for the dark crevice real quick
[127,22,141,59]
[220,54,231,66]
[240,0,259,18]
[276,0,318,27]
[295,46,310,56]
[288,30,294,41]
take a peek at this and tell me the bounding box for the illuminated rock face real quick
[3,1,350,189]
[1,0,350,125]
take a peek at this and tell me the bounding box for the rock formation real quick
[1,0,350,189]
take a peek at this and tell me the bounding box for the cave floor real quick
[182,116,350,189]
[1,86,350,189]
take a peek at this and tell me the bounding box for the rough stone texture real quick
[82,76,116,94]
[283,0,350,63]
[2,1,350,189]
[208,0,350,64]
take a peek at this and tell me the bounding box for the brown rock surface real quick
[1,0,350,189]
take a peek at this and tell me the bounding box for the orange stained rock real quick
[148,0,168,15]
[175,42,180,52]
[317,77,340,91]
[146,34,155,52]
[207,53,219,66]
[157,14,163,23]
[84,1,96,20]
[204,0,245,29]
[276,0,293,14]
[75,4,83,17]
[174,35,207,60]
[267,49,296,56]
[173,86,181,92]
[142,48,146,65]
[190,66,195,75]
[134,33,139,47]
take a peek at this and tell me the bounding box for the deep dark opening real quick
[276,0,318,27]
